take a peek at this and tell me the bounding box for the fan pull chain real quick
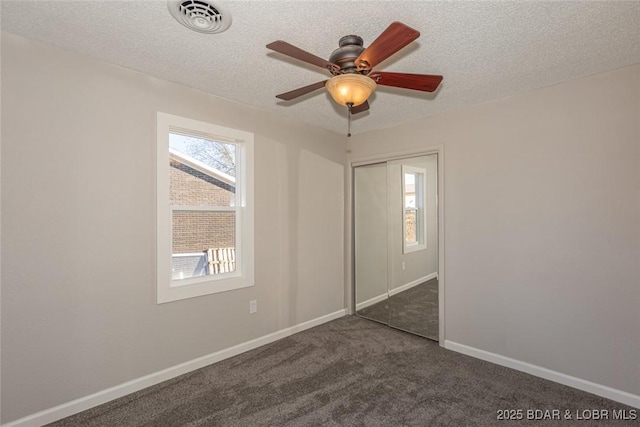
[347,102,353,137]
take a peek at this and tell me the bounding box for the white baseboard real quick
[445,340,640,409]
[3,309,348,427]
[355,293,388,311]
[388,272,437,297]
[356,272,438,311]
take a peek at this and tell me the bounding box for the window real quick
[402,165,426,253]
[157,112,254,303]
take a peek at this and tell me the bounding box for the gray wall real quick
[1,33,346,423]
[350,64,640,396]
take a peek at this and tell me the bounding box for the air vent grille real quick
[168,0,231,34]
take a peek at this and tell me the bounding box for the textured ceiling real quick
[2,1,639,135]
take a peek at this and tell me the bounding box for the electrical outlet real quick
[402,262,406,270]
[249,300,257,314]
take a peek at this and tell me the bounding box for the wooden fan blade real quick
[351,101,370,114]
[267,41,339,73]
[355,22,420,71]
[276,80,328,101]
[370,72,443,92]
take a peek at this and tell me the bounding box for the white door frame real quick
[347,145,445,345]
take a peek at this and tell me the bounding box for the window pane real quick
[405,209,417,243]
[172,253,208,280]
[404,173,416,208]
[170,134,236,176]
[172,210,236,280]
[169,134,236,207]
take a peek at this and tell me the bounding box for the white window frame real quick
[157,112,254,303]
[402,165,427,254]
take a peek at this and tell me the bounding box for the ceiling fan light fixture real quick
[326,74,377,107]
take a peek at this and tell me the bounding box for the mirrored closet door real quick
[354,155,439,341]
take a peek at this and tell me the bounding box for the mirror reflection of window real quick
[404,172,417,244]
[402,166,426,253]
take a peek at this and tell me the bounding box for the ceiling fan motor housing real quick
[329,35,367,75]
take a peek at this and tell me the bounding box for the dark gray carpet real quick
[358,279,438,340]
[49,316,638,426]
[355,296,389,325]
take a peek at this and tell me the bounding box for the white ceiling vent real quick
[168,0,231,34]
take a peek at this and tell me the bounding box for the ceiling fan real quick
[266,22,443,135]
